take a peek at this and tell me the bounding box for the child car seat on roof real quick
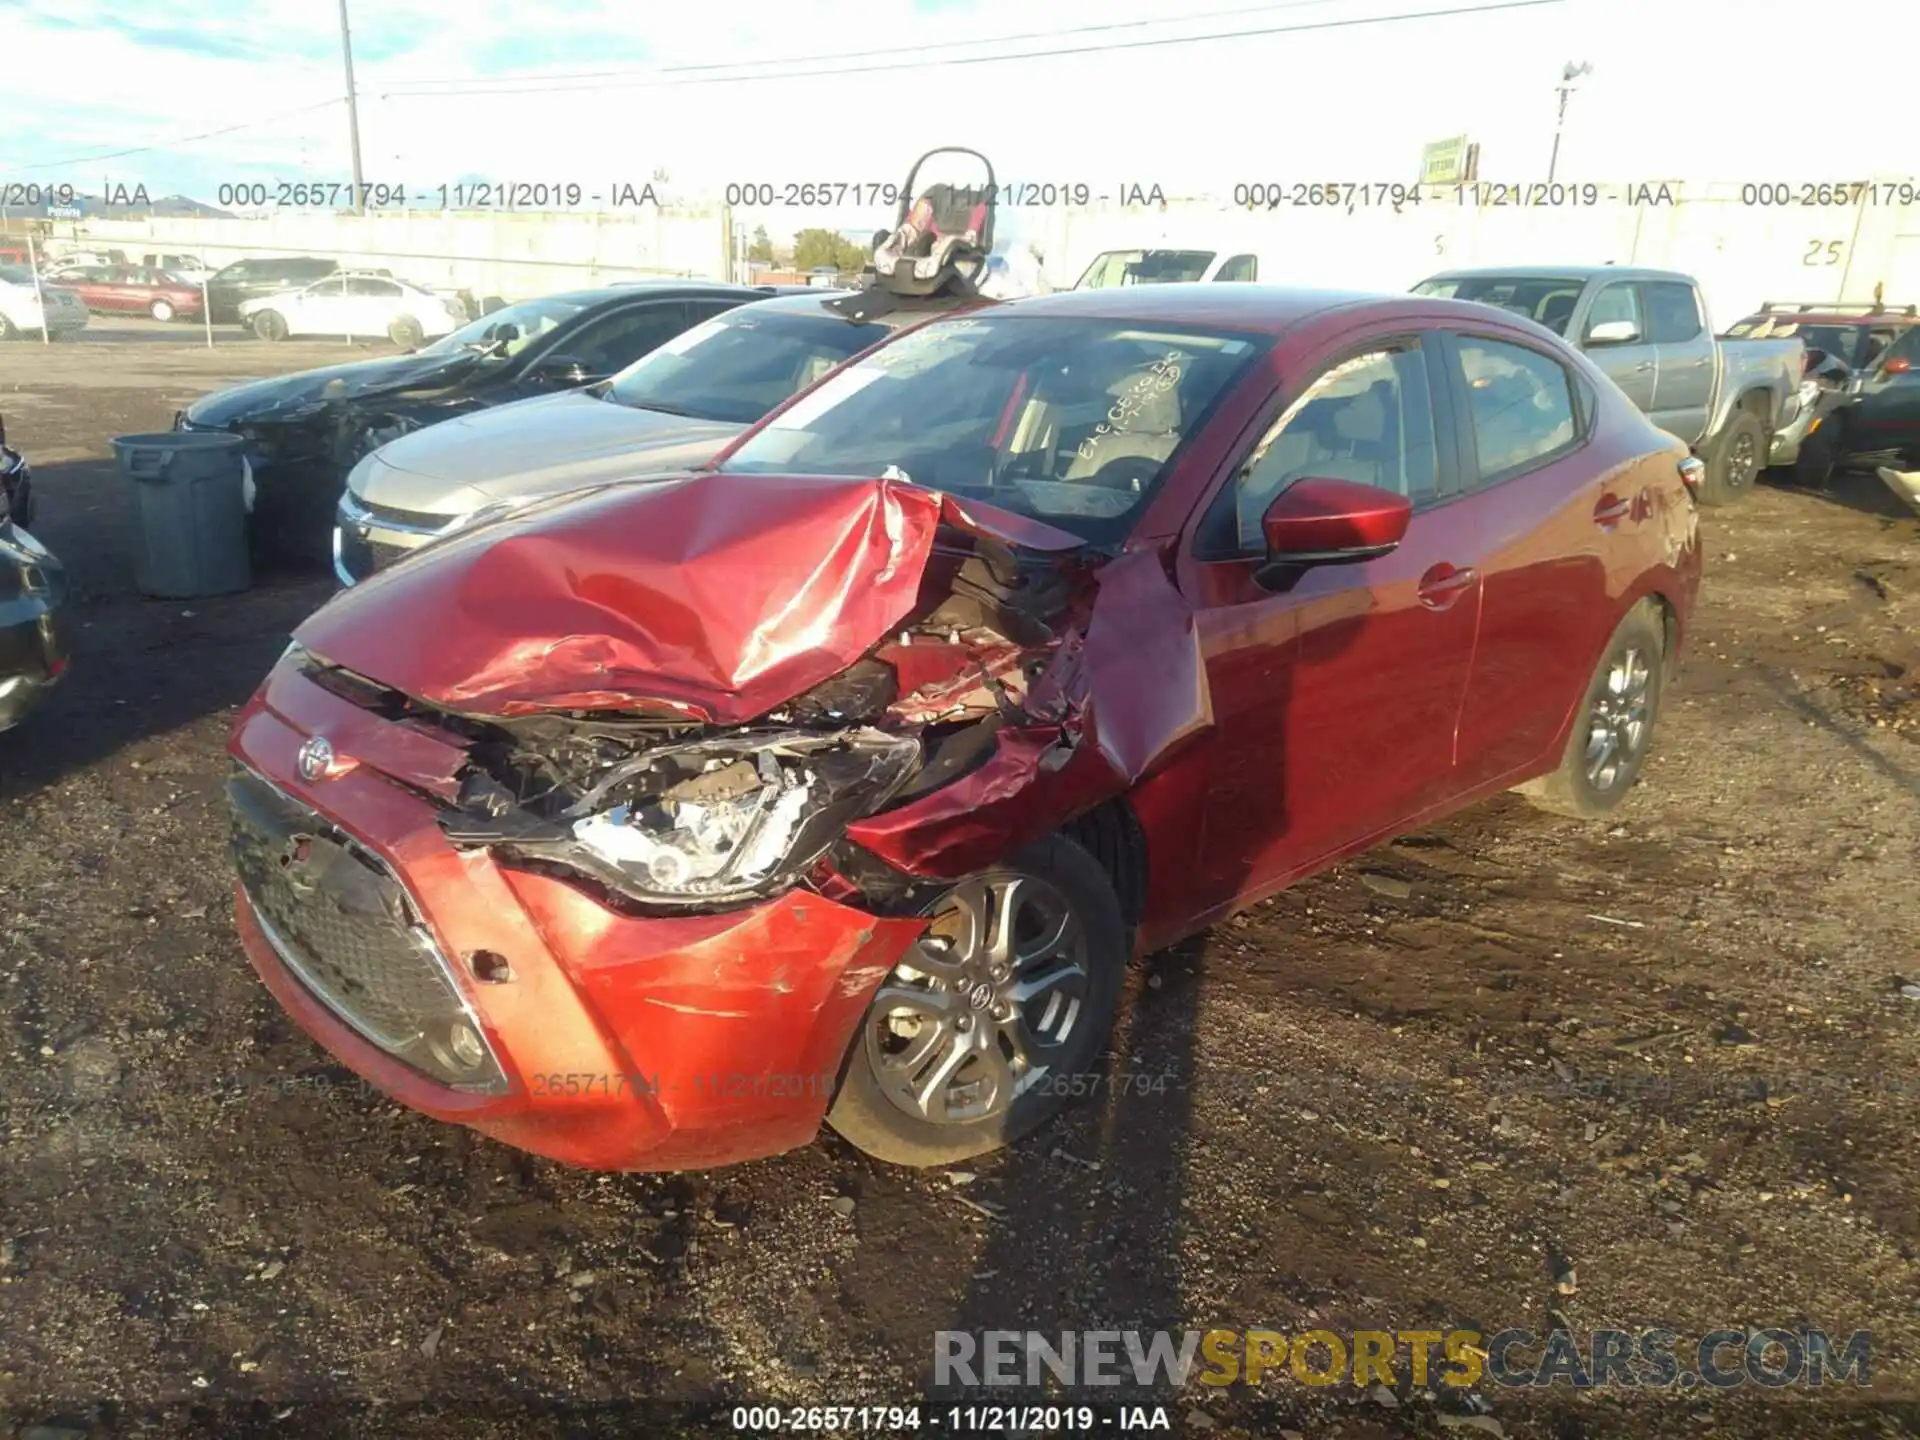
[870,148,997,299]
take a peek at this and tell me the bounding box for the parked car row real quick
[208,162,1724,1179]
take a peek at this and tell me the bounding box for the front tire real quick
[0,314,17,341]
[1791,421,1838,490]
[251,310,288,342]
[149,299,175,322]
[826,834,1127,1167]
[1699,408,1764,506]
[1520,601,1666,819]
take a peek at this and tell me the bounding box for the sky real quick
[3,0,1916,238]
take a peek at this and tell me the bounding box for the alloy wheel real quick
[1727,431,1758,490]
[1583,645,1652,792]
[864,874,1090,1126]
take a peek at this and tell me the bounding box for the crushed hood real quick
[352,389,744,514]
[295,472,1086,723]
[185,351,480,427]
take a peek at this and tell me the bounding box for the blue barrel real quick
[111,431,252,598]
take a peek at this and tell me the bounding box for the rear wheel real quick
[0,314,16,341]
[1699,409,1764,506]
[826,835,1127,1167]
[149,299,176,322]
[388,315,424,350]
[1520,601,1665,819]
[252,310,288,342]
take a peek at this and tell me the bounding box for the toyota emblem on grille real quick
[297,735,337,783]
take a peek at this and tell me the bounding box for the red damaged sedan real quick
[227,285,1702,1170]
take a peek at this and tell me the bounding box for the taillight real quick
[1678,457,1705,498]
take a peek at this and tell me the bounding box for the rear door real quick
[343,276,405,335]
[1642,280,1714,443]
[95,266,137,311]
[1181,323,1482,911]
[1438,327,1623,788]
[1578,279,1657,413]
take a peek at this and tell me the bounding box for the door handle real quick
[1417,563,1478,611]
[1633,361,1655,373]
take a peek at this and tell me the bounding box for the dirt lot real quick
[2,324,1919,1440]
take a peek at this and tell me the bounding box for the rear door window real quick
[1453,336,1580,484]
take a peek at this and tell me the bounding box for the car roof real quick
[1423,265,1694,285]
[1735,308,1920,327]
[710,289,932,329]
[530,280,797,307]
[964,283,1396,330]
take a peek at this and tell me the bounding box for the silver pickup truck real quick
[1413,266,1805,505]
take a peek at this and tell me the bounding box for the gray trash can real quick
[111,431,252,598]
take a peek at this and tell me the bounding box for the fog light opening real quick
[427,1018,489,1074]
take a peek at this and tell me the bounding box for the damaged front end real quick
[289,471,1208,921]
[443,723,922,909]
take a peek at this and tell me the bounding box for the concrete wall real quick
[1019,182,1920,324]
[60,206,735,299]
[53,182,1920,325]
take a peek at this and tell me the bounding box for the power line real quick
[10,99,345,173]
[376,0,1567,98]
[375,0,1358,90]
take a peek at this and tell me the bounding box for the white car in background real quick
[1073,247,1263,288]
[0,264,89,340]
[238,271,464,348]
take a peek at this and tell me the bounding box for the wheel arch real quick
[1059,796,1149,937]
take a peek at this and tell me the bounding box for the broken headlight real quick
[477,729,921,907]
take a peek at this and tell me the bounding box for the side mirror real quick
[531,354,592,386]
[1585,319,1641,346]
[1255,477,1411,589]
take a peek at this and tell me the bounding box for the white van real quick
[1073,248,1263,289]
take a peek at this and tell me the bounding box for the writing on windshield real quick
[722,314,1263,543]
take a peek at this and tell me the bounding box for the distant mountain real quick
[49,192,235,219]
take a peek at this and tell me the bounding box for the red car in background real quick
[46,264,204,322]
[226,284,1703,1173]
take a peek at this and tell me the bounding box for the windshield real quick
[719,313,1265,543]
[0,265,36,285]
[419,295,589,360]
[1413,275,1589,335]
[603,306,891,423]
[1076,250,1216,289]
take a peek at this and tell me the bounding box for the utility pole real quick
[1547,60,1592,184]
[337,0,367,215]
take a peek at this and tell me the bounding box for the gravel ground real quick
[2,327,1919,1440]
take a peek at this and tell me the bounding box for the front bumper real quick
[1768,395,1831,467]
[227,661,927,1171]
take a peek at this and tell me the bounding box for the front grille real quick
[228,765,506,1092]
[336,524,413,581]
[357,496,457,533]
